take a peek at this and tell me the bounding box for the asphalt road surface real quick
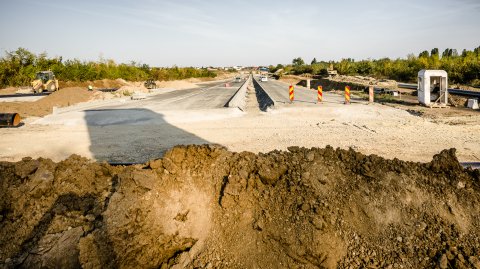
[254,76,350,107]
[36,78,246,127]
[100,79,245,111]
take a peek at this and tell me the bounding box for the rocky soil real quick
[0,145,479,268]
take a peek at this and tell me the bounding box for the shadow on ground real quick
[85,108,211,163]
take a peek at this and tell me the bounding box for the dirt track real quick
[1,145,479,268]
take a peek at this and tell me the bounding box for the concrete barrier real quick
[252,77,275,111]
[467,99,479,110]
[225,75,251,111]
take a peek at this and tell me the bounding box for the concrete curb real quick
[252,77,275,111]
[225,75,251,111]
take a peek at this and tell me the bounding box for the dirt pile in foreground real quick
[0,146,479,268]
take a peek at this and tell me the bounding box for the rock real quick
[21,227,84,268]
[174,210,189,222]
[162,157,178,174]
[132,169,157,190]
[469,256,480,269]
[446,251,454,260]
[149,159,163,169]
[14,158,39,178]
[439,254,448,269]
[28,167,54,198]
[306,152,315,161]
[429,148,463,173]
[287,146,300,152]
[253,219,264,231]
[238,169,249,180]
[258,163,287,185]
[166,146,186,164]
[224,181,242,196]
[301,203,310,212]
[311,217,325,230]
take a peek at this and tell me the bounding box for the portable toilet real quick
[417,70,448,106]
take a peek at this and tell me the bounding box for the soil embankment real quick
[1,146,479,268]
[0,87,96,117]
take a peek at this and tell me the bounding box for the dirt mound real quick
[115,85,149,96]
[278,75,304,86]
[0,87,95,117]
[330,75,398,89]
[0,87,18,95]
[60,79,128,89]
[186,72,232,83]
[157,80,198,90]
[0,146,479,268]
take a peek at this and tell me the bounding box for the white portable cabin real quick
[417,70,448,106]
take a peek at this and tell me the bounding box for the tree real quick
[451,49,458,57]
[474,46,480,56]
[431,48,439,59]
[269,64,284,73]
[292,57,305,66]
[418,50,429,58]
[311,58,317,65]
[442,48,453,58]
[356,60,373,75]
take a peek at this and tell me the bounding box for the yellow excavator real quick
[31,71,59,93]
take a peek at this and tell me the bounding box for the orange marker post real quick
[289,85,294,103]
[344,86,351,104]
[317,86,323,103]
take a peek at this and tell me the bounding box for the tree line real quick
[0,48,216,87]
[270,46,480,86]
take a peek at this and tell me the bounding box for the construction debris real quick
[0,113,21,127]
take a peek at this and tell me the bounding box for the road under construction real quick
[0,74,479,268]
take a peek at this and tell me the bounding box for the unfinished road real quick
[20,78,248,162]
[1,75,479,165]
[35,78,247,126]
[98,79,245,111]
[253,76,350,107]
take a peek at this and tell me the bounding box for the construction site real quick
[0,68,479,268]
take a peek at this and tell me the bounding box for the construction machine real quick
[327,64,338,77]
[31,71,59,93]
[144,79,158,89]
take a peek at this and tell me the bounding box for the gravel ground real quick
[0,80,479,163]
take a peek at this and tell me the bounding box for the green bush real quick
[0,48,217,87]
[279,46,480,85]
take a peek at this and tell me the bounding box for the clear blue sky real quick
[1,0,479,67]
